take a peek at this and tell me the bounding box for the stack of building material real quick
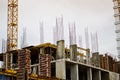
[39,54,51,77]
[17,49,31,80]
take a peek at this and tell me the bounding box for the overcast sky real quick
[0,0,117,57]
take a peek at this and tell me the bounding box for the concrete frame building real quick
[0,0,119,79]
[0,40,119,80]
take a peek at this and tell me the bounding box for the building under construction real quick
[0,0,120,80]
[0,40,120,80]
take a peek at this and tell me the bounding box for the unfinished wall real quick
[17,49,31,80]
[99,54,118,73]
[39,54,51,77]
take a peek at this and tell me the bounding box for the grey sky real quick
[0,0,117,57]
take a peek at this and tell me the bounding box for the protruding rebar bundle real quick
[91,32,99,52]
[2,39,6,53]
[95,32,99,52]
[21,27,27,48]
[85,27,89,49]
[69,22,76,45]
[56,16,64,41]
[78,35,83,48]
[91,32,94,52]
[53,26,57,44]
[40,21,44,44]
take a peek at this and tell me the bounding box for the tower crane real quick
[7,0,18,51]
[6,0,18,69]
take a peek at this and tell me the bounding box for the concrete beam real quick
[71,64,79,80]
[70,44,77,61]
[56,40,65,59]
[56,60,66,79]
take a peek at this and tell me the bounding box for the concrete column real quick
[33,66,37,74]
[80,56,84,63]
[5,53,7,69]
[71,64,79,80]
[101,72,110,80]
[98,70,101,80]
[2,54,6,69]
[70,44,77,61]
[40,47,44,55]
[86,49,90,65]
[92,52,100,67]
[6,53,12,69]
[87,68,92,80]
[38,53,40,75]
[56,60,66,79]
[118,62,120,74]
[11,53,13,69]
[56,40,65,59]
[92,70,101,80]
